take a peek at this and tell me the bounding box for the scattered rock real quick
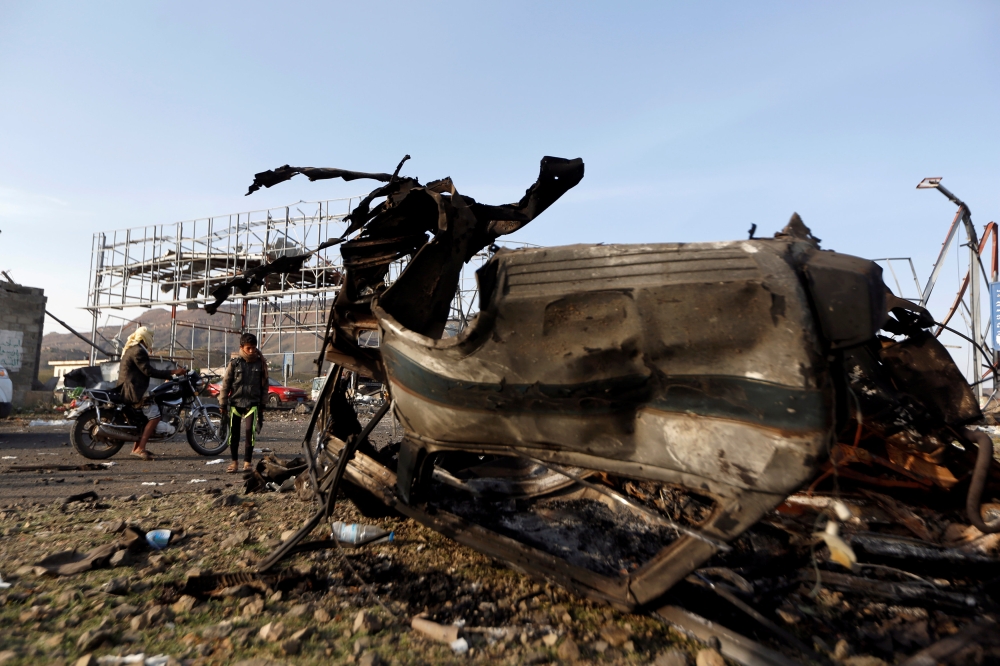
[557,637,580,662]
[655,648,691,666]
[314,607,331,623]
[76,629,112,652]
[289,628,312,645]
[171,595,198,614]
[130,613,150,631]
[280,530,297,543]
[592,640,609,654]
[695,648,725,666]
[203,620,234,640]
[104,519,125,534]
[109,550,132,568]
[833,639,851,660]
[280,638,301,655]
[358,653,382,666]
[285,602,314,618]
[542,633,558,647]
[109,603,138,621]
[259,621,287,642]
[599,626,630,647]
[353,610,382,634]
[243,597,265,618]
[220,530,250,549]
[354,636,372,655]
[101,577,129,595]
[72,655,97,666]
[212,494,241,508]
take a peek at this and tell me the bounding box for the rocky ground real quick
[0,409,713,666]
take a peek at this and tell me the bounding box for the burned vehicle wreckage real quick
[209,157,1000,663]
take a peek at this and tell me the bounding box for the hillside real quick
[41,304,327,380]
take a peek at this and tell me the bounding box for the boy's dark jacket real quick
[219,349,269,410]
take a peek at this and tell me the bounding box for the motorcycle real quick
[67,369,227,459]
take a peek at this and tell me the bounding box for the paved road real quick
[0,411,313,505]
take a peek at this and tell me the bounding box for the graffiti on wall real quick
[0,330,23,372]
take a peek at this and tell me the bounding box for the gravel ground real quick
[0,409,707,666]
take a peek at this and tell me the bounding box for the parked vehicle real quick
[67,369,226,459]
[206,377,309,409]
[265,378,309,408]
[0,364,11,419]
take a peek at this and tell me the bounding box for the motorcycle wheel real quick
[70,408,125,460]
[186,407,228,456]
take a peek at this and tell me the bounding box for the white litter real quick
[101,461,116,467]
[28,420,68,426]
[205,459,225,465]
[188,479,207,484]
[1,456,16,460]
[450,638,469,654]
[0,575,11,589]
[96,654,170,665]
[140,482,164,486]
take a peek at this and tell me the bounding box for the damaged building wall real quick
[0,281,47,405]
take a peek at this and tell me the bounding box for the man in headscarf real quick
[116,326,186,460]
[218,332,269,473]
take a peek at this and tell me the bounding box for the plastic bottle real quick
[331,521,394,546]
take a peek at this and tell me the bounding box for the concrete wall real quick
[0,282,46,405]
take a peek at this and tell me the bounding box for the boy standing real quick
[219,333,269,473]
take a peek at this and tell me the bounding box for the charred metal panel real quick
[376,240,832,497]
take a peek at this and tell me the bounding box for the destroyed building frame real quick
[83,198,511,370]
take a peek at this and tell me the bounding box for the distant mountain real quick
[41,305,327,378]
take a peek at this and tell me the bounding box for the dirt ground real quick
[0,410,708,666]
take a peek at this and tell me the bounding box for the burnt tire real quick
[186,407,228,456]
[70,408,125,460]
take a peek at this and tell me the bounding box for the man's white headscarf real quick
[123,326,153,352]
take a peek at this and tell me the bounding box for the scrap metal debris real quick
[197,155,1000,663]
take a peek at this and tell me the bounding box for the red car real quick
[206,378,310,409]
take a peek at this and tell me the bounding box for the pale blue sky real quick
[1,1,999,374]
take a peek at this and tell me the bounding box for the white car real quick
[0,364,12,418]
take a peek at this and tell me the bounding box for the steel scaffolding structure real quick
[85,197,357,370]
[86,197,536,373]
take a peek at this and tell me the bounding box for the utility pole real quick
[918,178,984,402]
